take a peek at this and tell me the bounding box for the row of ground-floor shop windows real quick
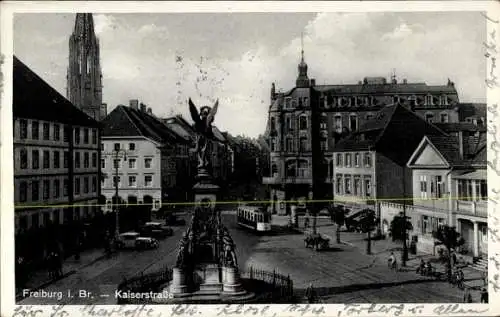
[335,174,372,197]
[17,205,98,231]
[105,195,161,211]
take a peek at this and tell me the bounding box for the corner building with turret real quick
[263,50,462,215]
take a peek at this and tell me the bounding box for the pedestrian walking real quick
[388,252,397,271]
[463,288,473,303]
[305,282,316,303]
[480,288,488,303]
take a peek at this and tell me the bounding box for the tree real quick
[330,205,346,244]
[358,209,377,255]
[389,212,413,242]
[433,225,464,281]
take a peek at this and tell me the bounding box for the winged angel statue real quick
[189,98,219,171]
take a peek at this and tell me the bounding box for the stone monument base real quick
[159,264,252,303]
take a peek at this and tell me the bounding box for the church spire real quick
[67,13,105,120]
[296,32,310,88]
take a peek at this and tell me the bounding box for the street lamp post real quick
[106,149,128,239]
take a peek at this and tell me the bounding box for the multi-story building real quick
[67,13,107,121]
[331,104,445,224]
[263,48,460,215]
[13,56,101,232]
[406,124,487,257]
[100,101,188,211]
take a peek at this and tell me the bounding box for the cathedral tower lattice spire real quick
[67,13,105,121]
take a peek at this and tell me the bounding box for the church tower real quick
[296,33,310,88]
[67,13,105,121]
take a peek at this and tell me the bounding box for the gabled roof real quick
[334,104,445,165]
[407,132,486,169]
[101,106,186,145]
[13,56,99,127]
[426,135,463,165]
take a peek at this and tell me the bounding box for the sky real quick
[14,12,486,138]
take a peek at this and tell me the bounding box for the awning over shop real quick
[452,169,486,180]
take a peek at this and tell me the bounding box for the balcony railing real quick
[456,200,488,218]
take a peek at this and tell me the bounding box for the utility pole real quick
[107,149,127,239]
[402,167,408,266]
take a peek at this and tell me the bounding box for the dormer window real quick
[425,94,434,106]
[425,112,434,123]
[440,95,449,106]
[284,97,292,109]
[440,112,449,123]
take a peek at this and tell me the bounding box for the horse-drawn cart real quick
[304,233,329,251]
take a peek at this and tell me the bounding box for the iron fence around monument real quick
[116,265,294,304]
[240,266,294,301]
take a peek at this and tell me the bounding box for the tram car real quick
[237,205,272,233]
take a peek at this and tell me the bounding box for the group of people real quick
[416,259,434,277]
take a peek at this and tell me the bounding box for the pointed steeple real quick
[67,13,104,120]
[74,13,96,41]
[296,32,310,88]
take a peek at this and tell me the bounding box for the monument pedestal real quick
[196,263,223,294]
[170,267,190,297]
[222,266,245,294]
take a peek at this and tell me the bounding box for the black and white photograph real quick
[1,1,500,315]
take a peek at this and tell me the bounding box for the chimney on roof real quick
[403,79,407,84]
[140,102,147,112]
[129,99,139,110]
[310,79,316,86]
[147,107,152,115]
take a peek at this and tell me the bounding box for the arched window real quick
[334,115,342,133]
[439,112,449,123]
[298,159,309,177]
[425,112,434,123]
[299,115,308,130]
[349,114,358,132]
[299,136,308,152]
[425,94,434,106]
[285,161,296,177]
[270,137,277,151]
[271,163,278,177]
[320,113,327,130]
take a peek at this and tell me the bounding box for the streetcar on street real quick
[237,204,272,233]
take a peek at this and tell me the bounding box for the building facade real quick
[13,56,101,232]
[406,126,487,257]
[263,50,460,215]
[332,104,445,225]
[67,13,107,121]
[100,101,188,211]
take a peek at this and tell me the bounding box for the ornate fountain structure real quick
[158,98,252,302]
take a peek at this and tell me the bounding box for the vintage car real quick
[304,233,330,251]
[140,222,173,239]
[115,232,140,249]
[135,236,159,250]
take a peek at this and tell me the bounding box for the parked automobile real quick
[115,232,141,249]
[135,237,159,250]
[345,209,375,232]
[140,222,173,239]
[304,233,330,251]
